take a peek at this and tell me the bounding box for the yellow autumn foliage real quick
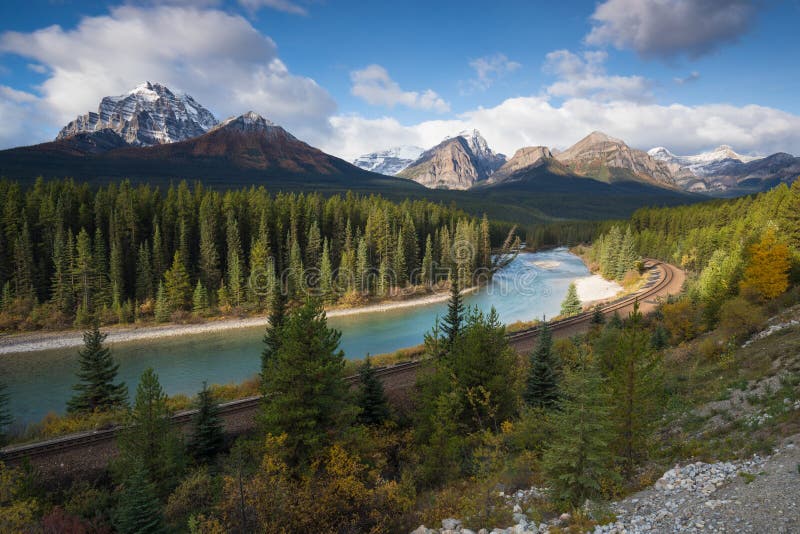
[740,228,790,300]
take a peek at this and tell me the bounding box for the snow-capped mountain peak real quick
[648,144,764,178]
[352,145,425,175]
[57,82,218,146]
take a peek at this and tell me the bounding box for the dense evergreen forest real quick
[0,178,512,331]
[590,179,800,324]
[1,180,799,532]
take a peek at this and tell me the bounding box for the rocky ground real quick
[598,436,799,533]
[412,438,799,533]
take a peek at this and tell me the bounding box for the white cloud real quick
[324,96,800,161]
[467,53,521,91]
[586,0,756,59]
[544,49,652,103]
[238,0,308,15]
[0,85,38,103]
[350,64,450,113]
[0,5,335,147]
[674,71,701,85]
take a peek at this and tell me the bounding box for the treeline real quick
[525,219,614,250]
[593,178,800,326]
[0,178,505,330]
[589,224,640,281]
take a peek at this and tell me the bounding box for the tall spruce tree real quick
[259,299,353,467]
[114,464,165,534]
[608,303,663,476]
[188,382,225,464]
[441,268,464,347]
[356,356,390,426]
[164,252,191,311]
[261,281,287,378]
[542,348,616,506]
[116,368,185,497]
[67,324,128,414]
[0,381,12,446]
[523,320,559,409]
[560,282,582,317]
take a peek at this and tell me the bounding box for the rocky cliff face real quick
[57,82,218,146]
[352,146,424,175]
[488,146,553,184]
[556,131,678,188]
[397,130,505,189]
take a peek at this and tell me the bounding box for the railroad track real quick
[1,262,677,463]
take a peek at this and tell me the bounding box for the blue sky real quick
[1,0,799,158]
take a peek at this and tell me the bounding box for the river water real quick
[1,248,591,426]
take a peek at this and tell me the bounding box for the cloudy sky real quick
[1,0,799,159]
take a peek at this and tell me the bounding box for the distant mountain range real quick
[0,81,793,228]
[0,84,416,192]
[355,130,800,195]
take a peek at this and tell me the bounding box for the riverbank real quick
[0,286,479,356]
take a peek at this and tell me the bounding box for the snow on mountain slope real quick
[57,82,218,146]
[648,145,763,177]
[352,146,424,175]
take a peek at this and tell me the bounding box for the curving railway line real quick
[1,260,682,471]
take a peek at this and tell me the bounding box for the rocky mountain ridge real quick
[396,131,506,190]
[57,81,218,146]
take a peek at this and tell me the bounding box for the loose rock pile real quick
[595,455,768,533]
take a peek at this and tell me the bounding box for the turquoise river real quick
[1,248,592,426]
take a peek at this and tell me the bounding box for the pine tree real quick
[136,241,154,302]
[287,233,305,298]
[524,321,559,409]
[192,281,209,314]
[51,225,74,314]
[93,227,109,307]
[394,231,407,286]
[320,238,334,301]
[590,305,605,325]
[188,382,225,463]
[259,299,353,467]
[226,213,245,307]
[114,464,165,534]
[421,234,434,285]
[0,381,12,446]
[780,178,800,250]
[608,303,663,476]
[560,282,582,317]
[198,196,221,294]
[480,214,492,270]
[441,268,464,347]
[67,324,128,414]
[356,356,390,426]
[261,281,287,378]
[116,368,185,497]
[448,307,517,433]
[542,349,616,506]
[616,226,637,279]
[109,230,125,305]
[13,220,34,300]
[164,252,191,311]
[154,281,170,322]
[356,236,369,292]
[151,219,166,282]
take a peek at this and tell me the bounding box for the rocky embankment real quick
[413,436,799,534]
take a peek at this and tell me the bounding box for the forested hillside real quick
[0,179,509,331]
[590,179,800,325]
